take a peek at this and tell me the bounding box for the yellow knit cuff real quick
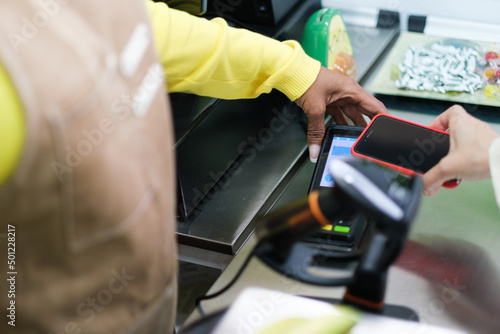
[275,40,321,102]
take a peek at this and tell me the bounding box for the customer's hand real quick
[423,105,500,196]
[295,66,387,162]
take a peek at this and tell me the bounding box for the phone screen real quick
[320,136,358,187]
[352,115,449,174]
[309,125,363,192]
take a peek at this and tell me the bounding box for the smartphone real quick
[305,125,368,251]
[351,114,459,187]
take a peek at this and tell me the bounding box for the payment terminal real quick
[303,125,369,251]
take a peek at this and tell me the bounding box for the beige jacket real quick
[0,0,177,333]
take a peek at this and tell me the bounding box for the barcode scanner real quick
[254,156,422,312]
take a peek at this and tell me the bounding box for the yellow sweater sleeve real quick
[145,1,320,101]
[0,63,25,185]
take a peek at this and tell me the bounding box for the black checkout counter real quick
[172,1,500,333]
[174,0,399,266]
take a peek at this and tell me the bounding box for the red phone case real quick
[351,114,460,188]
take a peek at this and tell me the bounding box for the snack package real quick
[395,39,483,94]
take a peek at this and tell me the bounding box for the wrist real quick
[277,41,321,102]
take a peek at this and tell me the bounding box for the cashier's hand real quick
[295,66,387,162]
[423,105,499,196]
